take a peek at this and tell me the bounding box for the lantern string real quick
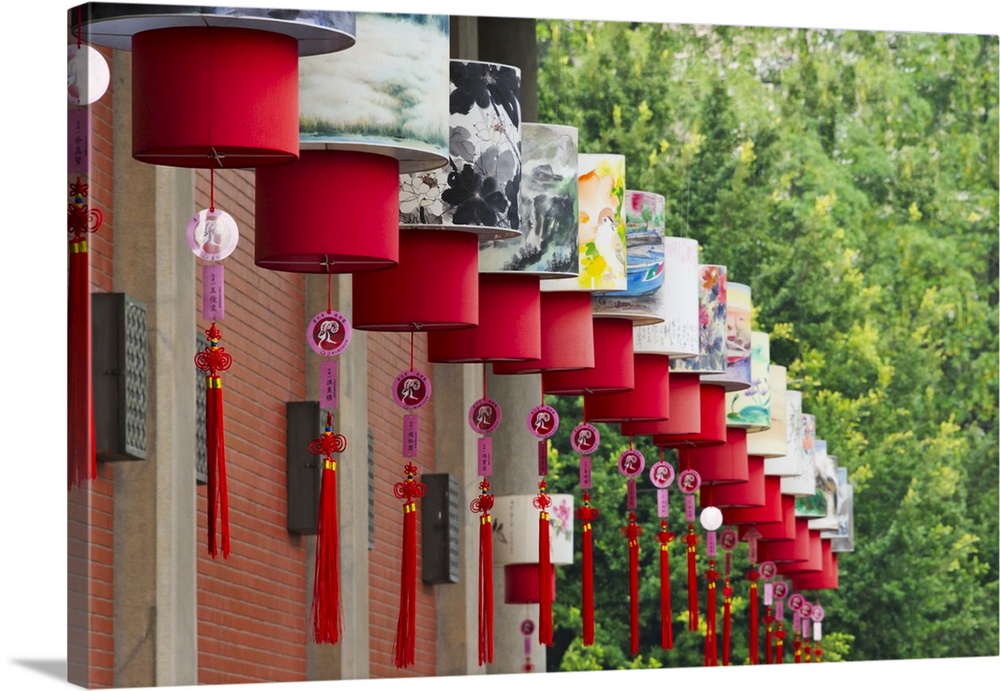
[209,168,215,212]
[483,363,487,398]
[409,332,415,372]
[327,272,332,314]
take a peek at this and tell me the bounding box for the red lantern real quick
[492,291,595,374]
[738,495,797,542]
[709,455,767,508]
[653,383,727,448]
[543,317,634,395]
[622,371,700,437]
[584,354,670,423]
[679,428,749,486]
[428,273,541,363]
[353,230,480,331]
[758,518,812,563]
[723,473,783,523]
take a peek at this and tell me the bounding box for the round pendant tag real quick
[759,560,778,580]
[618,449,645,477]
[520,619,535,636]
[773,580,789,600]
[187,209,239,261]
[719,528,738,551]
[788,593,805,611]
[469,398,502,435]
[68,44,110,105]
[527,405,559,439]
[649,460,675,489]
[810,605,825,622]
[799,601,813,619]
[307,311,352,357]
[570,423,600,454]
[393,370,432,410]
[677,468,702,495]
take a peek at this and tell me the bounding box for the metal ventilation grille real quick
[123,298,147,458]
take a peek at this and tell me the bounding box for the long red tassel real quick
[577,492,599,646]
[776,623,785,663]
[705,560,717,666]
[471,479,495,665]
[196,324,232,558]
[309,413,346,644]
[393,463,426,668]
[657,521,674,650]
[748,568,760,664]
[794,632,802,663]
[68,177,100,490]
[722,578,732,665]
[686,524,699,631]
[765,606,774,664]
[534,480,553,646]
[624,513,641,656]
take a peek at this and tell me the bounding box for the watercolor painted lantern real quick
[781,413,818,498]
[826,467,856,553]
[493,494,575,603]
[80,5,358,168]
[748,364,789,459]
[354,58,528,331]
[765,389,805,477]
[255,12,449,277]
[542,154,634,394]
[648,265,731,447]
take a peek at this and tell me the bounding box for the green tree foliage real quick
[536,21,998,669]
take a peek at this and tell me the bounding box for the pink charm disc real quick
[187,209,239,261]
[307,310,352,357]
[393,370,432,410]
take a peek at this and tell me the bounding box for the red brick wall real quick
[194,168,310,684]
[367,332,438,678]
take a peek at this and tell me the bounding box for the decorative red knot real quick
[68,177,103,239]
[308,423,348,458]
[620,512,643,543]
[575,492,599,523]
[747,569,761,583]
[532,480,551,511]
[394,463,426,503]
[685,524,698,547]
[470,478,494,515]
[657,519,675,546]
[194,323,233,376]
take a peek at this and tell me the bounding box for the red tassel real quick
[748,568,760,664]
[705,560,717,666]
[309,413,347,644]
[657,521,674,650]
[765,606,774,664]
[393,463,426,668]
[68,177,101,491]
[722,579,733,665]
[815,641,822,663]
[804,640,812,663]
[621,513,642,657]
[196,324,233,558]
[533,481,553,646]
[794,632,802,663]
[776,622,785,663]
[471,479,495,666]
[686,524,699,631]
[577,492,600,647]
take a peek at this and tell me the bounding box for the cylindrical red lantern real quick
[723,474,783,524]
[584,354,670,423]
[255,150,400,272]
[758,518,812,563]
[653,383,727,448]
[542,317,634,395]
[678,427,748,485]
[777,530,824,575]
[427,273,541,363]
[793,549,839,591]
[621,371,701,437]
[352,230,480,331]
[738,495,797,542]
[133,27,300,167]
[503,563,556,604]
[709,455,766,508]
[492,291,594,374]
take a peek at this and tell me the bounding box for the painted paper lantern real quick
[671,264,728,377]
[352,229,480,331]
[427,273,541,363]
[628,235,700,355]
[726,331,771,429]
[592,191,668,326]
[399,59,523,241]
[298,12,448,171]
[795,439,832,519]
[542,317,634,395]
[494,492,574,604]
[806,449,841,531]
[583,353,670,423]
[748,364,788,458]
[492,291,595,374]
[254,150,400,272]
[780,413,818,496]
[765,389,804,477]
[479,123,580,276]
[81,6,357,168]
[545,153,627,293]
[826,467,856,553]
[701,281,752,392]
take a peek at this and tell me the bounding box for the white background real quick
[3,1,998,690]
